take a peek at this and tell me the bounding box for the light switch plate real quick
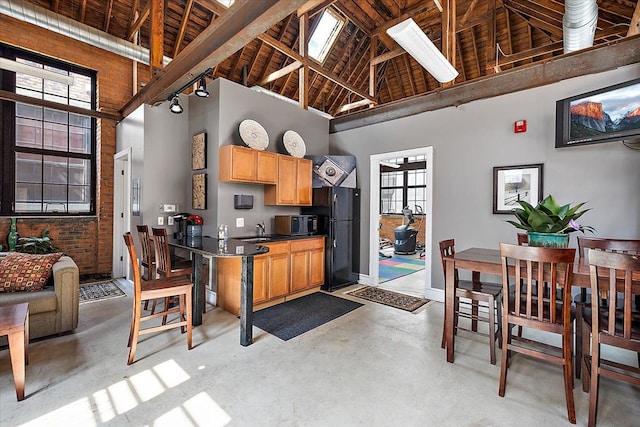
[158,216,164,225]
[236,217,244,227]
[167,216,174,226]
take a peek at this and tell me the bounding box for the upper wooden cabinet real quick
[219,145,277,184]
[264,156,312,206]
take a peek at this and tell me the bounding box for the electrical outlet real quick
[236,217,244,227]
[157,216,164,226]
[167,216,174,226]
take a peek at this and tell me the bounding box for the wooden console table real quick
[0,303,29,400]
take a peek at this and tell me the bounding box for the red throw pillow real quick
[0,252,64,292]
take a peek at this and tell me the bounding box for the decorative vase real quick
[7,217,19,251]
[527,231,569,248]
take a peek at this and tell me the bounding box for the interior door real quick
[113,148,131,279]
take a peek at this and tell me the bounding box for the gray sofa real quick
[0,255,79,342]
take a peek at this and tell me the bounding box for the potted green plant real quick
[507,195,594,247]
[15,229,59,254]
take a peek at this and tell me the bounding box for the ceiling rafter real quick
[104,0,114,32]
[173,0,195,57]
[79,0,87,22]
[126,0,150,41]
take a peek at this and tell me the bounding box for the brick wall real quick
[0,15,151,278]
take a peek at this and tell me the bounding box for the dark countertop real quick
[231,234,326,244]
[169,236,269,257]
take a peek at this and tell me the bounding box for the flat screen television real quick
[555,78,640,148]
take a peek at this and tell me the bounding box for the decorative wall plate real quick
[283,130,306,158]
[239,119,269,150]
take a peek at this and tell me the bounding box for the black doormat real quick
[252,292,363,341]
[348,286,430,312]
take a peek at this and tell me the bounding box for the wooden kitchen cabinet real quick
[264,241,290,299]
[219,145,277,184]
[215,237,323,316]
[290,237,325,292]
[264,156,312,206]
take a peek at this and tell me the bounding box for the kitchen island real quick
[169,236,268,346]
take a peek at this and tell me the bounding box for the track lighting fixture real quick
[166,67,213,113]
[169,95,183,114]
[195,76,209,97]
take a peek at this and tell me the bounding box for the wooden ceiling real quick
[17,0,640,118]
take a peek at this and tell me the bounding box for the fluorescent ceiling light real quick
[0,58,75,85]
[386,18,458,83]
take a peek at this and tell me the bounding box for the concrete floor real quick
[1,280,638,426]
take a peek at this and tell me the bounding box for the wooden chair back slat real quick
[123,233,142,298]
[152,227,171,277]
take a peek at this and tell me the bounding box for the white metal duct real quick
[563,0,598,53]
[0,0,171,66]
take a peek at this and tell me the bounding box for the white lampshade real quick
[387,18,458,83]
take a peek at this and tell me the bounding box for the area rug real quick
[379,256,424,283]
[79,280,126,304]
[348,286,430,312]
[252,292,363,341]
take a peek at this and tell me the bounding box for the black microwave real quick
[274,215,318,236]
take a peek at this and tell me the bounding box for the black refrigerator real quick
[302,187,360,291]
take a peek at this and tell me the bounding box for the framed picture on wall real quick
[493,164,543,214]
[192,173,207,210]
[192,132,207,170]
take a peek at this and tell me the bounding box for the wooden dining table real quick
[443,247,640,363]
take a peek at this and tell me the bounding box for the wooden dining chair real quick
[498,243,576,424]
[439,239,503,364]
[152,227,194,318]
[136,225,157,312]
[580,249,640,427]
[123,232,193,365]
[574,237,640,379]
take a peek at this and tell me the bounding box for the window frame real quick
[308,8,345,64]
[380,158,427,215]
[0,44,97,216]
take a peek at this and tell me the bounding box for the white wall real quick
[329,64,640,290]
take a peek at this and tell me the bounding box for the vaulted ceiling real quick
[15,0,640,118]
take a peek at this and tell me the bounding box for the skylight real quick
[308,9,344,63]
[216,0,234,7]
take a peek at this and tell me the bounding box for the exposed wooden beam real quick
[126,0,139,39]
[486,0,497,74]
[370,48,404,66]
[459,0,480,27]
[126,1,150,41]
[432,0,443,13]
[121,0,309,117]
[104,0,114,33]
[456,37,466,81]
[257,14,294,83]
[333,3,371,36]
[629,1,640,36]
[257,33,376,102]
[442,0,456,74]
[79,0,87,22]
[53,0,60,13]
[0,89,121,121]
[331,36,640,133]
[403,54,416,96]
[259,60,302,85]
[297,0,328,16]
[299,12,309,109]
[372,2,435,37]
[369,35,377,98]
[173,0,195,58]
[196,0,228,16]
[150,0,164,74]
[470,28,481,76]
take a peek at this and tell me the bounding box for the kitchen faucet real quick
[256,221,266,237]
